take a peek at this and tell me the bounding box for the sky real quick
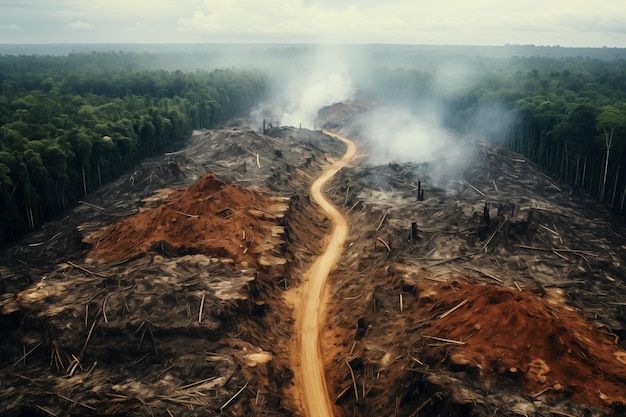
[0,0,625,47]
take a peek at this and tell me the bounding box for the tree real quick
[596,104,626,201]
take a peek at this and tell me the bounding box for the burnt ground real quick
[0,102,625,417]
[0,120,342,417]
[319,102,626,416]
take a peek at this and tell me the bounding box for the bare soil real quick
[0,103,625,417]
[0,122,344,417]
[318,101,626,417]
[292,131,356,417]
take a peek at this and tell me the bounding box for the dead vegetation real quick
[1,103,625,417]
[0,122,343,417]
[319,101,626,417]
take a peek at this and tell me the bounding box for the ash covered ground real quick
[0,103,625,417]
[319,102,626,416]
[0,120,343,417]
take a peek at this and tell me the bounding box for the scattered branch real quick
[199,292,206,324]
[438,299,469,319]
[79,319,98,360]
[57,393,97,411]
[170,209,199,218]
[12,342,42,367]
[538,223,559,236]
[345,360,359,403]
[79,200,106,212]
[481,220,506,252]
[376,237,391,252]
[463,181,485,197]
[346,200,360,214]
[376,211,388,231]
[422,335,465,345]
[220,381,249,412]
[67,261,109,278]
[515,245,596,256]
[464,266,504,283]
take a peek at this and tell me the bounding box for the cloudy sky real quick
[1,0,625,47]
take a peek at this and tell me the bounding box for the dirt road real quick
[298,131,356,417]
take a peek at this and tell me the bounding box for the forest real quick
[0,52,266,244]
[371,54,626,215]
[1,46,625,245]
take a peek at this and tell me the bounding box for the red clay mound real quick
[85,174,286,265]
[418,282,626,408]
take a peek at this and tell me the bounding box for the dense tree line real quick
[371,56,626,215]
[0,52,266,244]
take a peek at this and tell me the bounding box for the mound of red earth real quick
[85,173,287,266]
[418,281,626,409]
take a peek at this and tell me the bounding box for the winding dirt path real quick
[296,131,356,417]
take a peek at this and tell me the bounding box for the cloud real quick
[176,1,386,41]
[1,0,625,46]
[172,0,626,45]
[125,22,154,32]
[67,20,95,30]
[0,23,23,31]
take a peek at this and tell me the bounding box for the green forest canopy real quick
[0,52,266,243]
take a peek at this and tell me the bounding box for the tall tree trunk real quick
[582,155,588,191]
[612,163,620,208]
[601,127,614,202]
[598,161,604,198]
[563,142,569,182]
[97,162,102,189]
[82,164,87,196]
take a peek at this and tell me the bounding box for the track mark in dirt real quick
[298,131,356,417]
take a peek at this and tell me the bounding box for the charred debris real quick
[0,102,625,417]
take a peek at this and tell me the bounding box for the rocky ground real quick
[0,102,625,417]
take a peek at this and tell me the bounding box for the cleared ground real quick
[1,105,626,417]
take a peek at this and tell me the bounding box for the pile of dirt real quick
[419,281,626,408]
[0,170,300,417]
[316,102,626,416]
[85,173,288,266]
[0,123,346,417]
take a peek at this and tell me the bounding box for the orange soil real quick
[87,174,282,265]
[296,131,356,417]
[419,281,626,408]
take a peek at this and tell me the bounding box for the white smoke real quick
[251,45,355,130]
[280,70,353,129]
[357,105,476,188]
